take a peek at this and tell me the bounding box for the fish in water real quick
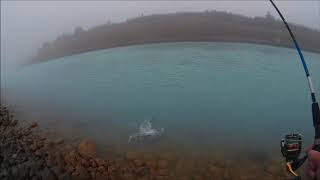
[128,120,164,143]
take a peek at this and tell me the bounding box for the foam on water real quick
[128,120,164,143]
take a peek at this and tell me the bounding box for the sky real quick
[1,0,320,69]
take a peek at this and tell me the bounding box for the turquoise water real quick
[2,42,320,155]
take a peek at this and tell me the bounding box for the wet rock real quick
[96,172,108,180]
[30,144,38,152]
[58,173,71,180]
[74,165,90,180]
[126,151,141,160]
[40,167,57,180]
[122,173,136,180]
[223,168,231,180]
[30,122,38,128]
[54,138,64,145]
[11,119,18,126]
[97,165,106,172]
[76,158,86,168]
[65,165,75,173]
[64,150,79,167]
[51,166,63,177]
[88,159,96,168]
[158,160,169,169]
[77,139,97,158]
[192,175,203,180]
[10,166,19,177]
[158,169,169,176]
[95,158,106,166]
[44,139,54,148]
[146,160,157,169]
[134,159,144,167]
[160,152,176,161]
[143,153,154,161]
[0,168,8,177]
[46,155,56,167]
[55,153,66,169]
[35,149,44,157]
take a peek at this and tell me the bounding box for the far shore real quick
[32,11,320,63]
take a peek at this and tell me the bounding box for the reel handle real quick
[291,154,307,171]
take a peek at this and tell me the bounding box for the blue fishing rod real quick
[270,0,320,179]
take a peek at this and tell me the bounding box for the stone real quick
[98,166,106,172]
[146,160,157,169]
[0,168,8,177]
[35,149,44,157]
[40,167,57,180]
[143,153,154,161]
[30,144,38,151]
[90,159,97,168]
[11,120,18,126]
[158,160,168,169]
[64,150,79,167]
[160,152,176,161]
[54,138,64,145]
[18,160,36,178]
[133,159,144,167]
[77,158,87,168]
[30,122,38,128]
[95,172,108,180]
[55,153,66,169]
[158,169,169,176]
[122,173,135,180]
[77,139,97,158]
[46,155,56,167]
[44,139,54,148]
[95,158,106,166]
[90,171,96,179]
[10,166,18,177]
[51,166,63,177]
[193,175,203,180]
[126,151,141,160]
[74,165,90,180]
[58,173,71,180]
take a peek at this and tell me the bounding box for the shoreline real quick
[29,41,320,66]
[0,104,300,179]
[32,11,320,63]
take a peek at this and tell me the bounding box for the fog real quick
[1,1,320,70]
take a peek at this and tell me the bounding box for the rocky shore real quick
[0,105,155,180]
[0,104,299,180]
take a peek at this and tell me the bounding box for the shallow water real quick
[2,42,320,157]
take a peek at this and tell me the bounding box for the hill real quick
[33,11,320,62]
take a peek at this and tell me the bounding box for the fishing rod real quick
[269,0,320,179]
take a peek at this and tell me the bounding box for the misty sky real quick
[1,0,320,69]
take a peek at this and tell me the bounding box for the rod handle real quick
[313,102,320,152]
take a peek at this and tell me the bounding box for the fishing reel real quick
[280,133,307,179]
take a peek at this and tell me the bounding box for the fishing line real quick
[270,1,320,179]
[269,0,320,145]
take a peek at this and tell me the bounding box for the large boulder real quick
[77,139,97,158]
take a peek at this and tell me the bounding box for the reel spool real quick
[280,133,307,179]
[281,133,303,162]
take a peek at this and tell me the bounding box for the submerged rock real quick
[158,160,169,169]
[29,122,38,129]
[77,139,97,158]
